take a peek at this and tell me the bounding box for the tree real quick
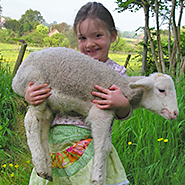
[116,0,185,76]
[0,3,2,29]
[67,30,78,48]
[4,19,21,32]
[141,3,149,75]
[19,9,45,35]
[43,33,68,47]
[36,24,49,34]
[20,21,32,34]
[0,29,12,43]
[143,0,185,75]
[20,9,45,25]
[53,22,77,48]
[0,4,2,19]
[116,0,151,75]
[169,0,185,74]
[53,22,72,36]
[22,31,47,46]
[110,37,127,52]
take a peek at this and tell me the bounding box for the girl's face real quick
[76,18,117,62]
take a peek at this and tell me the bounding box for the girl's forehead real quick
[77,18,107,35]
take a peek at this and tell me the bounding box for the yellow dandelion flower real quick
[164,139,168,142]
[26,160,30,163]
[2,164,6,168]
[157,138,163,141]
[10,173,14,178]
[14,165,19,168]
[9,163,13,167]
[128,142,132,145]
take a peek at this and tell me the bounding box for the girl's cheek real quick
[79,47,84,54]
[78,44,85,54]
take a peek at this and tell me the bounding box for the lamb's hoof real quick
[37,172,53,182]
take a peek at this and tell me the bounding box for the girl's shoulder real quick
[105,58,127,76]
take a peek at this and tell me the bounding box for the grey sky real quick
[1,0,185,32]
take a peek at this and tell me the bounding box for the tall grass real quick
[0,55,18,158]
[112,74,185,184]
[0,55,33,185]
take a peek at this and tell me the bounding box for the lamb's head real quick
[129,73,179,120]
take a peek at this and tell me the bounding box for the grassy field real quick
[0,43,141,75]
[0,43,42,71]
[0,42,184,184]
[109,52,141,75]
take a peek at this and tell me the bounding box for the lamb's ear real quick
[129,77,153,90]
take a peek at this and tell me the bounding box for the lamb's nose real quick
[173,111,178,119]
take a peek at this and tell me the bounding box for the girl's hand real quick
[25,81,51,105]
[91,84,131,119]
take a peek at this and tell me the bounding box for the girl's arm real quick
[25,81,51,105]
[91,84,132,119]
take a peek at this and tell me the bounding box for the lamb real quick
[12,47,179,185]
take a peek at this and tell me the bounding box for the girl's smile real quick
[77,18,117,62]
[87,48,101,55]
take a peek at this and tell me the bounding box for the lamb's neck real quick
[127,89,144,110]
[119,76,145,110]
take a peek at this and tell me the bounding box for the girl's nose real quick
[86,39,96,48]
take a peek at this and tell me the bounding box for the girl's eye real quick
[96,34,102,38]
[79,36,86,40]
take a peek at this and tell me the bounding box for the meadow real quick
[0,43,141,75]
[0,43,41,71]
[0,43,184,184]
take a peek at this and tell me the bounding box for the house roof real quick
[48,29,59,37]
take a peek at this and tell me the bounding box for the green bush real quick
[21,31,47,47]
[0,29,13,43]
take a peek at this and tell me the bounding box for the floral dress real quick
[29,59,131,185]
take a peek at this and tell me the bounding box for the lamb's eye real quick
[158,89,165,93]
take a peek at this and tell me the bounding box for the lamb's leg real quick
[40,107,54,181]
[24,102,53,181]
[86,104,114,185]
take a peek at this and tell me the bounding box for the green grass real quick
[0,43,26,62]
[109,52,141,75]
[0,43,42,71]
[0,159,33,185]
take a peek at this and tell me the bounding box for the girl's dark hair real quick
[73,2,117,35]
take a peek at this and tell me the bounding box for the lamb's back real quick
[12,47,128,101]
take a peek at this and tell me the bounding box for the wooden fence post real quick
[12,41,27,77]
[124,54,131,68]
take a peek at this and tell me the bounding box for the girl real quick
[27,2,132,185]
